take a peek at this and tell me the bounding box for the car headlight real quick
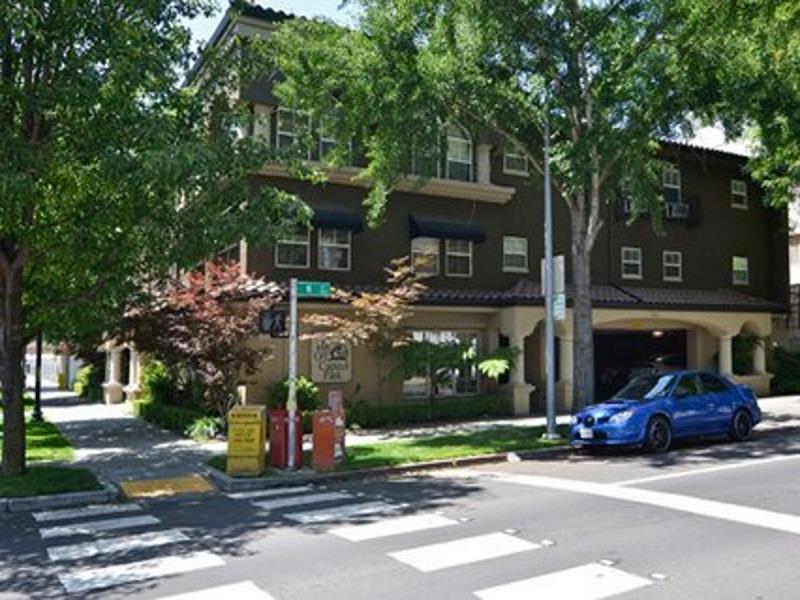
[608,409,634,424]
[570,415,579,425]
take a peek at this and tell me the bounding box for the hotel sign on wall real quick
[311,339,352,383]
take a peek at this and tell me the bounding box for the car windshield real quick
[612,374,676,402]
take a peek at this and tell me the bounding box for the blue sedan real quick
[570,370,761,452]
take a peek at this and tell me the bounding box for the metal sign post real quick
[287,278,298,470]
[543,111,560,441]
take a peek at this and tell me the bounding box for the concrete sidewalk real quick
[41,392,216,486]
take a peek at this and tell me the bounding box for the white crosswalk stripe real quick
[57,550,224,594]
[227,485,314,500]
[286,501,399,524]
[252,491,352,511]
[39,515,161,539]
[157,581,276,599]
[473,562,653,600]
[47,529,189,562]
[389,532,540,572]
[330,513,458,542]
[33,503,142,522]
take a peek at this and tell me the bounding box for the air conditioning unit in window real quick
[665,202,690,219]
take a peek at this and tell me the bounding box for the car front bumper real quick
[569,423,646,446]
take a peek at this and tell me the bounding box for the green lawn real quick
[209,425,568,476]
[0,418,74,462]
[0,466,101,498]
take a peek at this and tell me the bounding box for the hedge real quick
[133,400,205,436]
[345,394,511,429]
[772,347,800,394]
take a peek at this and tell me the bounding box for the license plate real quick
[579,428,594,440]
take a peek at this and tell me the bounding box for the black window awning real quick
[409,215,486,243]
[311,206,364,232]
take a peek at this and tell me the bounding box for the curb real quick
[205,444,572,492]
[3,476,120,513]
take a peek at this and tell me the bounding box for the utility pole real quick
[543,106,559,440]
[287,277,298,469]
[32,331,44,422]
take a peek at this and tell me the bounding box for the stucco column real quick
[123,348,141,402]
[506,333,534,416]
[753,342,766,375]
[58,353,70,390]
[102,346,124,404]
[557,335,574,412]
[718,335,733,376]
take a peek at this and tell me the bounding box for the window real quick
[252,105,270,140]
[445,239,473,277]
[503,145,529,176]
[411,237,440,276]
[663,163,682,203]
[731,179,748,209]
[662,250,683,282]
[732,255,749,285]
[503,236,529,272]
[402,330,480,397]
[446,124,472,182]
[276,107,310,156]
[699,372,729,394]
[411,142,441,178]
[674,374,701,398]
[318,228,351,271]
[275,230,310,269]
[621,246,642,280]
[318,116,337,161]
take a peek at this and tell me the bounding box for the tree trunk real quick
[570,209,595,411]
[1,264,27,476]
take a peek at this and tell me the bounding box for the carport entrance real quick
[594,329,687,401]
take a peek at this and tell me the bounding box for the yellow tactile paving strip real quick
[119,474,215,499]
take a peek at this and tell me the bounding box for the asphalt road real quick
[2,424,800,599]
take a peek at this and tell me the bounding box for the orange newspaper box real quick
[312,410,336,471]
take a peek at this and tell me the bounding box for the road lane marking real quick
[330,514,458,541]
[47,529,189,562]
[252,491,352,511]
[389,532,539,572]
[227,485,314,500]
[33,503,142,523]
[474,563,652,600]
[57,550,224,594]
[485,472,800,536]
[40,515,161,539]
[158,581,275,599]
[615,453,800,486]
[285,501,398,524]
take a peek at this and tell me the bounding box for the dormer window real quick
[446,124,472,182]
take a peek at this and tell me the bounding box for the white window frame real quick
[731,179,748,209]
[621,246,643,280]
[502,236,529,272]
[445,239,473,277]
[663,164,682,202]
[445,124,473,182]
[411,237,440,276]
[276,107,311,157]
[503,146,529,176]
[662,250,683,282]
[275,230,310,269]
[317,228,352,271]
[732,255,749,286]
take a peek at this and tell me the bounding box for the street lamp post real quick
[543,107,560,440]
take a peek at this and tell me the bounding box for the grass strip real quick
[0,466,102,498]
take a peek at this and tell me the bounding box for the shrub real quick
[266,376,320,412]
[772,346,800,394]
[185,416,226,441]
[133,400,204,435]
[73,365,103,402]
[346,394,511,429]
[140,360,176,404]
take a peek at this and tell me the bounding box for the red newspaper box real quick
[312,410,336,471]
[268,409,303,469]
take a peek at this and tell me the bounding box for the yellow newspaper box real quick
[227,406,267,477]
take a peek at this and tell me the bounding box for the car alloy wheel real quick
[646,417,671,453]
[731,410,753,442]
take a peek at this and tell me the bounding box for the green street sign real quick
[297,280,331,298]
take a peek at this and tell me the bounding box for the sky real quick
[187,2,750,156]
